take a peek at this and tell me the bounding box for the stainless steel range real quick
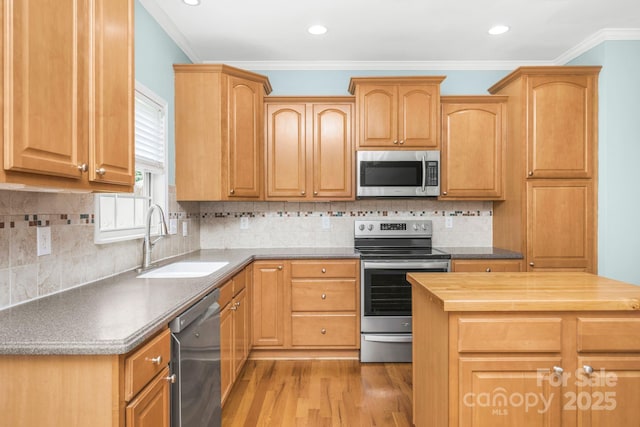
[355,219,450,363]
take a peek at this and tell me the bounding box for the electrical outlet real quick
[240,217,249,230]
[37,226,52,256]
[182,221,188,237]
[445,217,454,229]
[322,216,331,230]
[169,218,178,235]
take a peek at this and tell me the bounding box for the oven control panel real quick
[354,220,432,238]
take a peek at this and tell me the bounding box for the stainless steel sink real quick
[137,261,229,279]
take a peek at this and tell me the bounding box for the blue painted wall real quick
[569,41,640,285]
[135,0,191,185]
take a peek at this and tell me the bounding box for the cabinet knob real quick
[393,140,399,144]
[399,140,405,145]
[230,304,237,311]
[230,189,235,194]
[528,171,534,177]
[147,355,162,365]
[164,374,176,384]
[583,365,594,375]
[321,293,327,300]
[77,163,88,172]
[552,366,564,376]
[96,168,106,176]
[235,301,241,307]
[301,190,306,195]
[321,268,326,273]
[277,265,283,270]
[442,191,448,196]
[529,262,535,267]
[314,191,318,196]
[485,268,492,272]
[321,328,327,335]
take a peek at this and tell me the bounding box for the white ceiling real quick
[141,0,640,69]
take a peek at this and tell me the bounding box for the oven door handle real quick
[363,334,413,343]
[362,260,450,270]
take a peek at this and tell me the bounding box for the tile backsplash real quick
[200,199,493,249]
[0,187,200,310]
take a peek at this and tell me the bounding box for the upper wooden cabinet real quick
[265,97,354,201]
[490,68,599,179]
[348,77,445,149]
[0,0,134,191]
[174,64,272,201]
[440,96,507,200]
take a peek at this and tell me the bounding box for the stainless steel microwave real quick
[357,150,440,197]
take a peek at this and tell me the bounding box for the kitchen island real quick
[407,272,640,427]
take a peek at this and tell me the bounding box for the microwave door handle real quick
[421,156,427,192]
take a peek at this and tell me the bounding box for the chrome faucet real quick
[139,204,169,271]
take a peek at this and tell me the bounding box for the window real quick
[94,82,168,244]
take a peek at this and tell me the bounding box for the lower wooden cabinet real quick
[452,259,523,272]
[252,259,360,357]
[0,328,172,427]
[220,268,252,405]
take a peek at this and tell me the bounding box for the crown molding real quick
[137,0,200,63]
[554,28,640,64]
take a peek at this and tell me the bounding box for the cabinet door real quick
[227,76,262,198]
[357,85,397,147]
[526,75,596,178]
[220,301,234,404]
[527,180,594,272]
[458,358,562,427]
[252,262,286,347]
[89,0,134,186]
[126,367,171,427]
[441,101,505,199]
[4,0,88,179]
[265,103,307,198]
[233,288,249,379]
[398,85,439,148]
[576,356,640,426]
[312,104,353,199]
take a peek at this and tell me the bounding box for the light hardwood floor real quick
[222,360,413,427]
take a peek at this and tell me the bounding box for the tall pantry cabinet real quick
[489,66,601,272]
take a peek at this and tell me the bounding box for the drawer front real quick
[291,280,357,312]
[219,280,233,309]
[290,260,357,278]
[457,318,562,353]
[232,269,246,296]
[291,314,358,347]
[577,318,640,352]
[125,328,171,401]
[452,259,522,272]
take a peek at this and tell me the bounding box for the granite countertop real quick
[0,246,520,356]
[408,271,640,312]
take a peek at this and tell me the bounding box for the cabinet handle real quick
[313,191,318,196]
[301,190,306,195]
[230,189,235,195]
[529,262,535,267]
[552,366,564,376]
[230,304,238,311]
[528,171,534,177]
[321,268,326,273]
[321,328,327,335]
[583,365,594,375]
[393,140,399,144]
[321,293,327,300]
[77,163,88,172]
[399,140,404,145]
[165,374,176,384]
[96,168,106,176]
[278,265,283,270]
[442,191,447,195]
[485,268,492,272]
[235,301,241,307]
[147,355,162,365]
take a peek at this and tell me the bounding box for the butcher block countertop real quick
[406,272,640,312]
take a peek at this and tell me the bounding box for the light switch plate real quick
[37,226,52,256]
[445,217,454,229]
[240,217,249,230]
[182,221,188,237]
[169,218,178,235]
[322,216,331,229]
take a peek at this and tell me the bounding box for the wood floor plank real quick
[222,360,412,427]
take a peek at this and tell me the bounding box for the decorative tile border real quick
[200,209,492,219]
[0,211,199,229]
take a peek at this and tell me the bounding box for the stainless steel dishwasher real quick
[169,288,221,427]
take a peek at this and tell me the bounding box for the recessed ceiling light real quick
[182,0,200,5]
[308,25,328,35]
[488,25,510,35]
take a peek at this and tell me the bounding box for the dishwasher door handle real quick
[363,334,413,343]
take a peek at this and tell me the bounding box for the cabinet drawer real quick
[219,280,233,309]
[457,318,562,353]
[577,318,640,352]
[232,269,246,295]
[452,259,522,272]
[290,260,357,278]
[125,329,171,401]
[291,314,358,347]
[291,280,357,311]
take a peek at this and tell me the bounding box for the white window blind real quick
[135,89,166,173]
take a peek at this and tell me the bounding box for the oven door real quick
[360,260,449,333]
